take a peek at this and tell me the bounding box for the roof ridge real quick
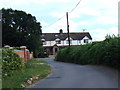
[42,32,89,34]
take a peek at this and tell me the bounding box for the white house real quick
[41,29,92,55]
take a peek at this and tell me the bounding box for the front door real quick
[53,47,59,55]
[55,48,58,53]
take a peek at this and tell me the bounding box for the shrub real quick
[2,49,24,78]
[103,37,120,68]
[55,36,120,69]
[13,47,20,50]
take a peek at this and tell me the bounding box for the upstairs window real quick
[55,38,61,44]
[84,39,88,43]
[41,39,46,45]
[56,40,61,44]
[42,41,46,45]
[66,40,72,44]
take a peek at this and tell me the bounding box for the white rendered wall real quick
[43,36,92,46]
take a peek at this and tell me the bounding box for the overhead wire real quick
[43,0,82,30]
[69,0,82,13]
[43,15,65,30]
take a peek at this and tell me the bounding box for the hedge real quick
[2,49,24,78]
[55,36,120,69]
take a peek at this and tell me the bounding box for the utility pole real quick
[66,12,70,47]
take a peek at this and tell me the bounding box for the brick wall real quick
[30,52,33,59]
[4,45,33,62]
[13,46,33,62]
[14,50,25,60]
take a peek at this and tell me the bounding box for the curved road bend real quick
[27,57,118,88]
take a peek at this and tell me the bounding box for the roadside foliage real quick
[2,49,23,78]
[2,8,43,58]
[55,36,120,69]
[2,49,52,88]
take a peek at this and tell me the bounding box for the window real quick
[42,41,46,45]
[55,38,61,44]
[55,34,58,37]
[56,40,61,44]
[84,39,88,43]
[66,40,72,44]
[41,39,46,45]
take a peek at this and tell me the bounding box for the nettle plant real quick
[2,49,24,78]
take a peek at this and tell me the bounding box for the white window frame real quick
[84,39,89,43]
[56,40,61,44]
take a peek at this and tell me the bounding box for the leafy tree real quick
[2,8,43,57]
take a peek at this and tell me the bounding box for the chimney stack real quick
[59,29,63,34]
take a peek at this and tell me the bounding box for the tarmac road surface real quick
[27,57,119,88]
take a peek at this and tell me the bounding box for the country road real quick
[28,57,119,88]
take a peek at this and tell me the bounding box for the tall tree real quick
[2,8,43,57]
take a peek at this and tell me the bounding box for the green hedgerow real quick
[2,49,24,78]
[55,36,120,69]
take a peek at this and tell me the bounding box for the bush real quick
[103,37,120,68]
[55,46,79,63]
[55,36,120,69]
[2,49,24,78]
[13,47,20,50]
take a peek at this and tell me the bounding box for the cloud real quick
[90,26,118,41]
[90,28,107,41]
[40,21,48,26]
[50,12,65,18]
[77,8,101,16]
[50,11,80,20]
[95,16,117,25]
[39,0,70,3]
[69,20,79,31]
[1,0,70,6]
[69,13,80,19]
[108,27,118,36]
[78,21,89,26]
[43,17,67,33]
[43,17,79,33]
[81,0,119,9]
[0,0,119,41]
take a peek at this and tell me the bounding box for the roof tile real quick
[41,32,92,41]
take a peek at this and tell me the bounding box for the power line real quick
[69,0,82,13]
[43,0,82,30]
[43,15,65,30]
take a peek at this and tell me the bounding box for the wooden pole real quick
[66,12,70,46]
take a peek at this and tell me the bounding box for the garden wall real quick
[14,46,33,62]
[4,45,33,62]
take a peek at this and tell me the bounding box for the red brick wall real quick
[30,52,33,59]
[4,45,33,62]
[14,49,33,62]
[14,50,24,59]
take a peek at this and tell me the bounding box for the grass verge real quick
[2,58,52,88]
[0,49,2,89]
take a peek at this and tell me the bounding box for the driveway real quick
[28,57,119,88]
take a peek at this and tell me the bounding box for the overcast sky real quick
[0,0,119,41]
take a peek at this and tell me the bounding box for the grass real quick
[2,58,52,88]
[28,58,48,64]
[0,49,2,89]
